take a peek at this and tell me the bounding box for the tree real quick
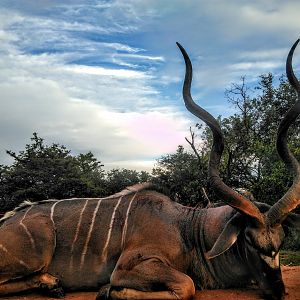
[0,133,106,210]
[244,74,299,204]
[196,74,300,206]
[152,145,209,207]
[76,152,106,196]
[104,168,152,196]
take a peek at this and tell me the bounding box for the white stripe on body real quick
[100,196,123,263]
[50,199,66,223]
[121,192,137,249]
[50,199,73,251]
[80,199,102,270]
[19,206,36,250]
[0,244,30,269]
[69,199,89,271]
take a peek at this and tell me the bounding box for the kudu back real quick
[0,41,299,300]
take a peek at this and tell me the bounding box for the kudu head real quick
[177,40,300,296]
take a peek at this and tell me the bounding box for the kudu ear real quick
[205,213,244,259]
[254,202,300,229]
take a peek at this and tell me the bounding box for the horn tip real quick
[176,42,183,50]
[290,39,300,53]
[176,42,189,60]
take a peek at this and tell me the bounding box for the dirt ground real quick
[1,266,299,300]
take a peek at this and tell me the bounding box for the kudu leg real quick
[0,273,63,297]
[98,256,195,300]
[0,213,58,295]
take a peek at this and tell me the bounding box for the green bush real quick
[280,250,300,266]
[282,228,300,251]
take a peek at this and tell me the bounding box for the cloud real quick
[0,6,190,170]
[126,0,300,95]
[230,61,281,72]
[0,77,188,171]
[238,49,287,60]
[65,65,151,79]
[1,0,300,173]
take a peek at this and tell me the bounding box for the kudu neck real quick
[180,207,219,289]
[181,206,250,289]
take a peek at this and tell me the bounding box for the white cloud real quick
[0,77,189,169]
[197,1,300,40]
[117,54,165,62]
[239,49,287,60]
[126,0,300,96]
[105,160,155,172]
[230,61,281,72]
[65,65,150,79]
[0,7,190,170]
[101,42,144,53]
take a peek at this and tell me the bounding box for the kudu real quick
[0,40,299,300]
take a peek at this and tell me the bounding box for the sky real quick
[0,0,299,171]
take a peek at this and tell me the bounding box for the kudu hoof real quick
[40,284,65,298]
[96,284,111,299]
[48,287,65,298]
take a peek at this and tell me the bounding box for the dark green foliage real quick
[247,74,299,205]
[0,133,150,211]
[0,133,105,210]
[104,169,152,196]
[152,145,209,207]
[211,74,299,206]
[282,229,300,251]
[280,250,300,265]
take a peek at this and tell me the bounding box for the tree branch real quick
[185,126,202,164]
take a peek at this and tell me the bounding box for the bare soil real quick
[1,266,299,300]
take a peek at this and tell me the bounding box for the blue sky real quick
[0,0,299,171]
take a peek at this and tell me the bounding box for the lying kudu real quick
[0,40,299,300]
